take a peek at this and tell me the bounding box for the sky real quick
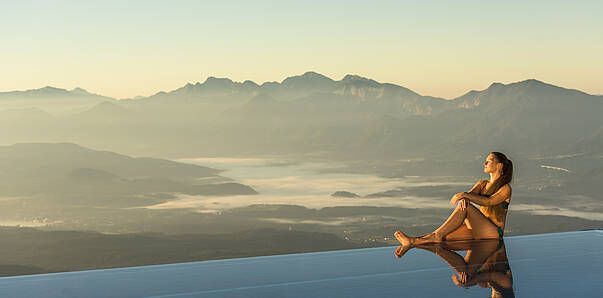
[2,0,602,99]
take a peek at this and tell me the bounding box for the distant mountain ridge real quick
[4,72,598,102]
[0,86,116,116]
[0,86,113,100]
[1,73,601,160]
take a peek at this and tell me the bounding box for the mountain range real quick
[1,72,601,164]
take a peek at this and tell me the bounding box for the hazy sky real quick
[2,0,602,99]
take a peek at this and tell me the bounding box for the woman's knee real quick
[464,202,481,214]
[454,200,477,214]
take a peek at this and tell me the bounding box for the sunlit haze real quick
[2,0,602,98]
[0,1,601,281]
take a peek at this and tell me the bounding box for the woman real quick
[394,152,513,245]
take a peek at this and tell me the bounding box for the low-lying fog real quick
[138,157,603,221]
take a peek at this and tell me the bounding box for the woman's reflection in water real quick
[395,239,514,298]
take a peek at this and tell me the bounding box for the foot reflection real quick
[395,239,514,297]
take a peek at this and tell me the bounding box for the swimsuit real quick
[501,201,510,209]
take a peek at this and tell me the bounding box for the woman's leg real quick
[395,226,474,258]
[460,204,500,240]
[416,221,473,241]
[395,201,499,245]
[414,240,501,287]
[464,240,500,272]
[395,204,467,245]
[444,224,473,241]
[414,244,467,271]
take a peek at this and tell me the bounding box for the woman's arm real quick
[450,180,484,207]
[452,271,512,288]
[468,180,485,194]
[462,185,511,206]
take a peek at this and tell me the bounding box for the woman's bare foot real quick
[408,233,444,245]
[419,233,434,239]
[395,231,446,245]
[394,245,412,258]
[394,231,412,245]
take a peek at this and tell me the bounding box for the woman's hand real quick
[459,198,468,210]
[452,271,473,288]
[450,192,467,206]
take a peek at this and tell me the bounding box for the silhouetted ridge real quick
[14,86,73,97]
[203,76,234,86]
[195,77,235,93]
[171,82,201,95]
[261,81,280,88]
[453,78,598,109]
[38,86,69,93]
[341,74,381,87]
[281,71,336,90]
[243,80,259,87]
[3,75,600,103]
[0,85,115,103]
[70,87,90,95]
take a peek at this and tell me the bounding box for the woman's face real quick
[483,154,502,174]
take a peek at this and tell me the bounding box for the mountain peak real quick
[243,80,259,87]
[199,77,237,92]
[342,74,377,83]
[301,71,329,79]
[40,86,63,91]
[70,87,90,95]
[282,71,334,83]
[487,82,504,88]
[484,79,587,96]
[477,79,559,96]
[281,72,336,90]
[18,86,74,97]
[260,81,280,88]
[341,74,382,88]
[454,78,595,110]
[517,78,546,85]
[203,77,234,85]
[32,86,70,94]
[487,79,557,91]
[342,74,368,81]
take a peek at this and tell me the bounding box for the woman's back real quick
[477,180,511,232]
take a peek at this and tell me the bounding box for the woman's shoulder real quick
[494,183,512,197]
[469,179,488,193]
[502,183,512,193]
